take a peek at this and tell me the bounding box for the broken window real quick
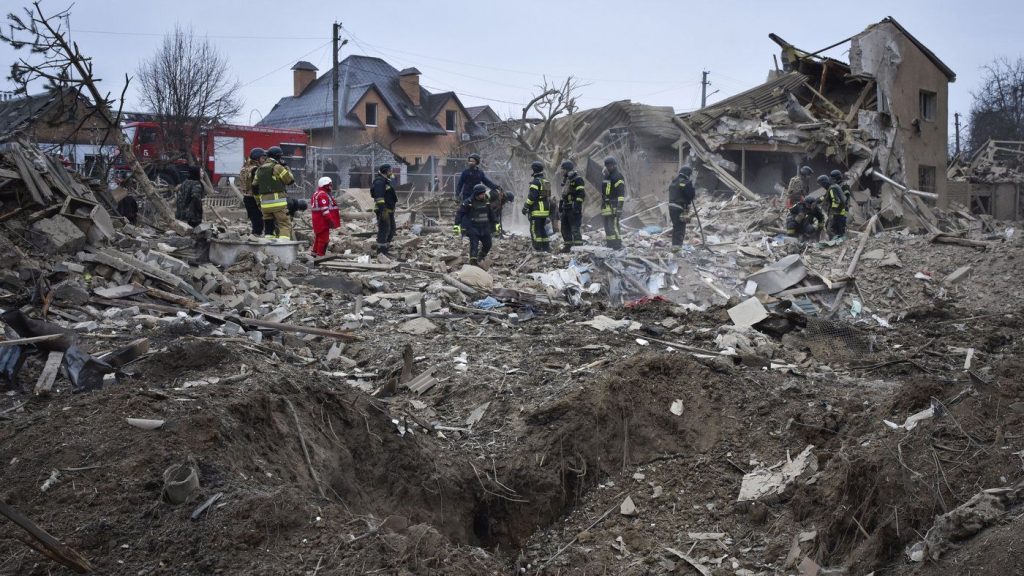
[919,90,937,122]
[918,164,936,193]
[445,110,457,132]
[365,102,378,127]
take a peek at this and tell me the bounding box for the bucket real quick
[162,463,199,504]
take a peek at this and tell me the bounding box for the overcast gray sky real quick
[2,0,1020,144]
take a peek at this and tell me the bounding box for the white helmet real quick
[317,176,333,188]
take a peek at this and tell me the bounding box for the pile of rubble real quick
[1,139,1023,576]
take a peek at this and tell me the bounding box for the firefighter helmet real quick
[817,175,832,187]
[560,160,575,171]
[799,165,812,176]
[267,146,283,160]
[378,164,392,174]
[531,160,544,173]
[603,156,617,167]
[830,169,843,181]
[249,147,266,160]
[680,166,693,177]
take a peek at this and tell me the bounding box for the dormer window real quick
[445,110,457,132]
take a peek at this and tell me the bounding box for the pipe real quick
[865,168,938,199]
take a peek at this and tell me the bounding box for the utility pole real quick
[700,70,718,108]
[332,21,341,151]
[954,112,962,157]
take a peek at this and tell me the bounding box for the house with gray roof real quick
[259,55,488,168]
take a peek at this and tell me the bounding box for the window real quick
[919,90,937,122]
[139,127,159,144]
[365,102,378,126]
[445,110,457,132]
[414,156,422,166]
[918,165,936,193]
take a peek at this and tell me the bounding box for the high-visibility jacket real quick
[525,173,551,217]
[310,186,341,233]
[562,172,586,212]
[371,174,397,211]
[826,183,848,216]
[601,169,626,215]
[252,159,293,210]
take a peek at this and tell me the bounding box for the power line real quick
[239,40,332,89]
[72,28,326,41]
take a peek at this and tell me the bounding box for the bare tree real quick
[0,1,175,224]
[967,57,1024,154]
[136,24,243,162]
[512,76,586,171]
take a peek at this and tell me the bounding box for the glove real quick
[494,223,502,234]
[521,205,529,216]
[452,224,462,236]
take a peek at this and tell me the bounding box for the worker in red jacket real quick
[310,176,341,256]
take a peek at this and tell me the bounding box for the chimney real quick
[399,67,421,106]
[291,61,318,97]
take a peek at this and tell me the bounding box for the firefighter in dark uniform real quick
[455,153,502,205]
[786,196,826,242]
[601,156,626,249]
[668,166,696,250]
[830,169,852,207]
[822,173,848,238]
[371,164,398,255]
[558,160,585,252]
[461,183,498,266]
[521,160,552,252]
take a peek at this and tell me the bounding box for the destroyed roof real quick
[0,88,89,141]
[259,55,472,136]
[871,17,956,82]
[535,100,680,152]
[680,72,809,131]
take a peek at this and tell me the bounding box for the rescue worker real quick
[521,160,552,252]
[309,176,340,257]
[786,196,825,242]
[371,164,397,255]
[822,173,848,238]
[251,145,294,239]
[489,188,515,237]
[830,169,853,205]
[175,165,205,228]
[668,166,696,251]
[455,152,502,205]
[239,148,266,235]
[785,165,813,208]
[601,156,626,249]
[462,183,498,266]
[558,160,585,252]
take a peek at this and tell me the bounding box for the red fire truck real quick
[116,121,307,187]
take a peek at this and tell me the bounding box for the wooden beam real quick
[845,80,875,125]
[0,334,64,347]
[34,351,64,396]
[230,316,361,342]
[802,82,845,120]
[0,500,94,573]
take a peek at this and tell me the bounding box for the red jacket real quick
[311,186,341,233]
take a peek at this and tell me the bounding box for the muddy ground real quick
[2,214,1023,575]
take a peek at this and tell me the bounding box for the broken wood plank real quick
[9,147,48,205]
[0,334,64,347]
[34,351,64,396]
[84,247,208,302]
[826,214,878,319]
[145,286,200,308]
[930,233,990,250]
[98,338,150,369]
[844,80,875,124]
[672,117,760,202]
[231,316,361,342]
[0,500,94,573]
[802,81,846,120]
[775,281,848,298]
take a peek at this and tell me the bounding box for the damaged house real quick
[676,17,955,228]
[947,139,1024,219]
[0,88,119,179]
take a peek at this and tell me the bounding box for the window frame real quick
[919,90,937,122]
[365,102,378,127]
[445,110,457,132]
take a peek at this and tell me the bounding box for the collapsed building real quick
[947,139,1024,219]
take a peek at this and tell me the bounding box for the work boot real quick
[560,244,571,254]
[469,257,478,266]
